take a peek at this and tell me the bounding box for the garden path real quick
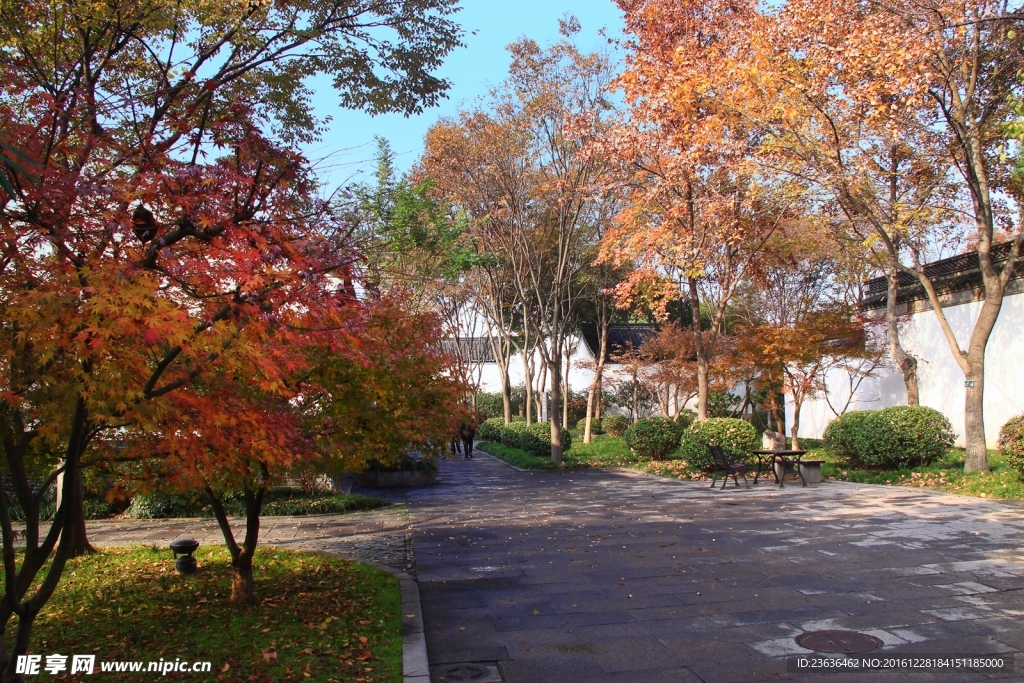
[407,450,1024,683]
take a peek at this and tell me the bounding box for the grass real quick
[475,441,560,469]
[816,448,1024,500]
[31,546,401,682]
[480,428,1024,501]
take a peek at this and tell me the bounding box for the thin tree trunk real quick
[207,484,265,605]
[790,391,802,451]
[688,277,710,421]
[549,355,563,463]
[502,371,512,424]
[65,467,94,558]
[563,344,571,429]
[886,271,919,405]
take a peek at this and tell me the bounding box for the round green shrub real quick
[477,417,505,442]
[998,414,1024,480]
[520,422,573,458]
[624,418,682,460]
[603,415,628,437]
[500,420,530,448]
[679,418,759,470]
[823,406,954,469]
[575,417,603,435]
[822,411,873,463]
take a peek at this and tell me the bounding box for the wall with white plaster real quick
[787,291,1024,447]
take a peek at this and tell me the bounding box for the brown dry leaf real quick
[262,652,277,661]
[358,636,368,644]
[299,648,314,655]
[356,651,373,661]
[220,664,230,673]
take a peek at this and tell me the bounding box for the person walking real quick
[459,421,476,459]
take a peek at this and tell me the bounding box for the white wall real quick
[473,337,628,396]
[787,291,1024,447]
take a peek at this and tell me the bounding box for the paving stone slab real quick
[409,452,1024,682]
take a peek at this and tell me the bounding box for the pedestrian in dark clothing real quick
[450,436,461,456]
[459,422,476,459]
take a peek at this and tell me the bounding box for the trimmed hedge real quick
[822,406,955,469]
[603,415,628,437]
[998,414,1024,480]
[624,417,682,460]
[576,417,603,435]
[477,417,505,442]
[679,418,759,470]
[124,490,388,519]
[499,420,530,448]
[519,422,573,458]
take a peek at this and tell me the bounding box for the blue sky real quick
[304,0,625,189]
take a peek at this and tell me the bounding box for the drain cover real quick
[796,630,883,654]
[431,662,502,683]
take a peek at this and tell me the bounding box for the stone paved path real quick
[87,502,416,574]
[407,452,1024,683]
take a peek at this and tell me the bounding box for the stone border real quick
[357,561,428,683]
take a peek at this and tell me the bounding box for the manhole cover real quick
[431,662,502,683]
[796,630,883,654]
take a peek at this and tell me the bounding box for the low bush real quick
[474,392,519,420]
[624,418,681,460]
[679,418,759,470]
[499,420,530,448]
[823,406,955,469]
[575,417,603,435]
[998,414,1024,480]
[519,422,573,458]
[822,411,873,463]
[603,415,629,437]
[125,489,387,519]
[477,416,505,442]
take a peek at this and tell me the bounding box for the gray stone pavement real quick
[406,451,1024,683]
[87,500,416,574]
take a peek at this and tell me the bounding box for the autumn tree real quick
[0,0,462,675]
[692,0,1023,470]
[424,21,617,461]
[311,298,469,477]
[604,0,801,422]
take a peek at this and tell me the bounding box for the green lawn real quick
[479,429,1024,500]
[31,546,401,683]
[814,448,1024,500]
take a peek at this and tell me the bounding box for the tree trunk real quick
[549,356,563,463]
[789,392,802,451]
[563,345,571,430]
[207,483,264,606]
[502,371,512,424]
[695,358,709,421]
[231,551,255,604]
[584,388,596,443]
[688,277,710,421]
[65,470,94,558]
[584,356,606,443]
[964,364,987,473]
[886,271,919,405]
